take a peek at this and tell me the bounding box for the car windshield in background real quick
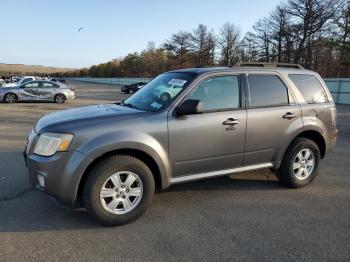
[123,72,195,112]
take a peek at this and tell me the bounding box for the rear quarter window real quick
[289,74,328,103]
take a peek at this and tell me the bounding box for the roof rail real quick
[234,62,304,69]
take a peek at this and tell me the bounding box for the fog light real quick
[37,174,45,188]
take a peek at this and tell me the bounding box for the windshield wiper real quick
[122,101,139,110]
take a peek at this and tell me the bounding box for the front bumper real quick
[25,142,92,206]
[66,92,76,100]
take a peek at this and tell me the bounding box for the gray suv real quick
[24,64,338,226]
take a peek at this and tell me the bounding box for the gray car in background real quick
[0,80,75,103]
[24,63,337,226]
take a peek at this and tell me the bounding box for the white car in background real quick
[153,78,187,102]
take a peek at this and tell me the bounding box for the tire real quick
[54,94,66,104]
[276,138,320,188]
[4,93,18,103]
[160,93,171,102]
[83,155,155,226]
[128,89,134,94]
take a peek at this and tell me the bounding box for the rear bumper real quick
[26,150,92,206]
[326,128,338,155]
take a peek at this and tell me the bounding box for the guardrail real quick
[69,77,350,105]
[69,77,152,86]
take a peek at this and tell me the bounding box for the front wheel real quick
[128,89,134,94]
[83,155,155,226]
[4,93,18,103]
[54,94,66,104]
[276,138,320,188]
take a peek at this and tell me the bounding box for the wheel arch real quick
[76,148,167,203]
[295,130,326,158]
[3,92,18,102]
[160,91,172,98]
[280,130,326,165]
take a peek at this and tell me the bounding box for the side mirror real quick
[176,99,203,116]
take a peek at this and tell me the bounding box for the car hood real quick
[35,104,145,133]
[1,83,17,88]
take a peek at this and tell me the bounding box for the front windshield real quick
[123,72,195,112]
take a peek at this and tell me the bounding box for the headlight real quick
[33,132,73,156]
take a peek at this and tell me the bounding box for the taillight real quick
[333,129,338,138]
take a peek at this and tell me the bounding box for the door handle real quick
[282,112,296,119]
[223,118,240,125]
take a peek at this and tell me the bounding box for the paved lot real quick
[0,81,349,261]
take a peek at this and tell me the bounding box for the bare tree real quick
[287,0,344,67]
[337,1,350,64]
[207,30,217,65]
[240,33,259,62]
[192,24,214,66]
[141,42,168,76]
[251,18,273,61]
[163,31,193,66]
[218,23,241,65]
[269,4,294,62]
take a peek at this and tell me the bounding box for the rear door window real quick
[42,82,54,88]
[289,74,328,103]
[247,75,289,107]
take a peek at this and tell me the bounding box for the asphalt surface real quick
[0,81,349,262]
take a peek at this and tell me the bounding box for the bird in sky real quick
[78,27,85,32]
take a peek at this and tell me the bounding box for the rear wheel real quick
[128,89,134,94]
[83,155,155,226]
[4,93,18,103]
[276,138,320,188]
[54,94,66,104]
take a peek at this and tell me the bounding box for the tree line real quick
[62,0,350,78]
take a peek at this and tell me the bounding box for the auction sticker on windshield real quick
[150,101,162,110]
[168,79,187,86]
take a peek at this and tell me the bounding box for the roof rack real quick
[234,62,304,69]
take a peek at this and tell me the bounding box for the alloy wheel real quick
[100,171,143,215]
[55,94,65,103]
[5,93,17,103]
[293,148,315,180]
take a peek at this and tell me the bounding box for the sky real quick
[1,0,282,68]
